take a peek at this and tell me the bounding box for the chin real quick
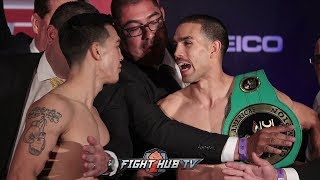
[182,77,193,84]
[111,77,120,84]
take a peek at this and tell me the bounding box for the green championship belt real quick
[222,70,302,168]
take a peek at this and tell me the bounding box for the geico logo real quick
[227,35,283,53]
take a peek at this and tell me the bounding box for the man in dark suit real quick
[0,53,41,179]
[92,2,296,179]
[0,0,81,54]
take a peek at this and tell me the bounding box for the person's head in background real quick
[59,13,123,85]
[44,1,99,78]
[311,35,320,85]
[173,14,229,83]
[111,0,168,66]
[31,0,86,52]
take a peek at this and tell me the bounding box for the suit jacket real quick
[0,53,41,178]
[294,158,320,180]
[138,65,181,94]
[94,59,229,164]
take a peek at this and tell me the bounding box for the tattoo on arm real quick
[23,107,62,156]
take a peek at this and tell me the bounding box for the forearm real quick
[123,75,229,163]
[129,100,228,163]
[7,168,37,180]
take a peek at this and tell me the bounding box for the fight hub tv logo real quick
[120,148,203,176]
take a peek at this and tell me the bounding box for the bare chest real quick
[62,107,109,146]
[173,101,229,133]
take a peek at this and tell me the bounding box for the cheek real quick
[187,49,200,64]
[104,54,118,72]
[111,55,119,69]
[126,38,143,55]
[190,49,208,69]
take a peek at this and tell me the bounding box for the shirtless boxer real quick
[8,13,123,180]
[158,14,320,180]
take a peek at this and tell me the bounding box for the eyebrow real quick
[122,11,161,27]
[174,36,193,43]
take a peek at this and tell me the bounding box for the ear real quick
[160,7,165,20]
[46,25,57,45]
[210,40,222,58]
[89,42,101,61]
[31,13,40,34]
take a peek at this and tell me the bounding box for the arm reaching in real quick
[245,125,295,161]
[82,136,110,177]
[223,153,280,180]
[82,136,121,177]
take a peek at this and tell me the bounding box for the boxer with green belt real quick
[158,14,320,180]
[222,70,301,168]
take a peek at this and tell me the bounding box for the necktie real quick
[49,77,64,89]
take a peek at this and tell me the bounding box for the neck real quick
[190,67,234,107]
[34,38,44,52]
[45,48,69,79]
[63,62,102,108]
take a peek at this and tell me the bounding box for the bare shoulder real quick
[275,89,293,107]
[275,89,317,129]
[158,90,185,107]
[26,93,74,128]
[16,93,73,159]
[157,90,188,119]
[275,89,310,111]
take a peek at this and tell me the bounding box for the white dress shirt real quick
[29,39,40,53]
[162,48,189,88]
[283,168,299,180]
[103,150,119,176]
[10,53,58,167]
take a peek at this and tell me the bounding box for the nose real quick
[174,44,183,60]
[141,26,155,40]
[119,50,124,61]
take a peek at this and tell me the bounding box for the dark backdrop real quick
[160,0,320,107]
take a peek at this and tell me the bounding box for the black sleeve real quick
[0,1,30,54]
[0,0,12,42]
[294,158,320,180]
[94,84,133,159]
[0,53,41,179]
[124,82,229,164]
